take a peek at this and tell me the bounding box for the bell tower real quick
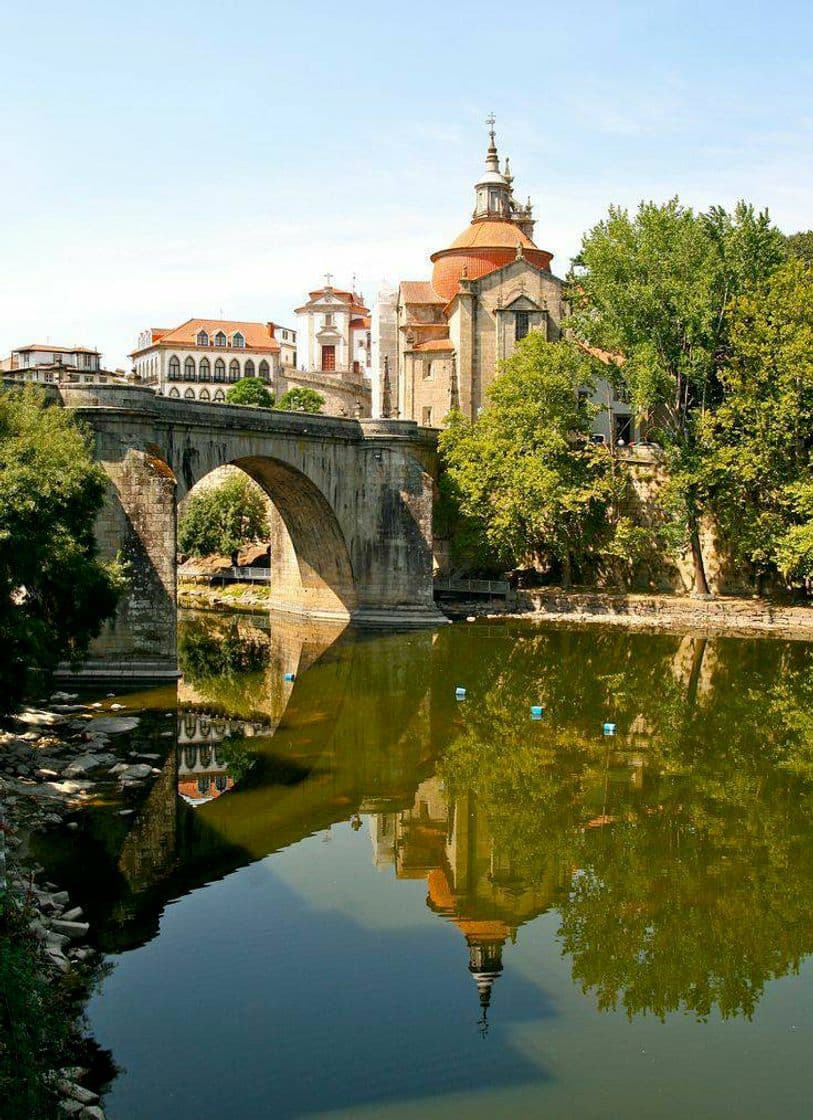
[473,114,511,221]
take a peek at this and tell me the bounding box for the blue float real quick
[284,672,296,682]
[603,722,616,736]
[455,687,466,701]
[530,705,544,720]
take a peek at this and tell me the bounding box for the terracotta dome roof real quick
[446,219,537,251]
[430,218,553,302]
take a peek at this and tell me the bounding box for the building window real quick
[184,356,196,381]
[214,358,226,382]
[292,350,297,368]
[324,313,334,327]
[258,359,269,381]
[213,388,225,402]
[168,355,180,380]
[184,387,195,400]
[515,311,530,341]
[614,414,633,445]
[228,359,239,382]
[422,406,433,426]
[196,330,209,346]
[168,387,180,398]
[232,332,245,348]
[423,360,433,380]
[199,357,211,381]
[244,359,255,378]
[199,387,210,401]
[215,331,227,347]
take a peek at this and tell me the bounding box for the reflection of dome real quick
[431,221,553,302]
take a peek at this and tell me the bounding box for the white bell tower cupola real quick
[473,114,511,221]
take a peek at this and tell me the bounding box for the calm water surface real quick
[40,613,813,1118]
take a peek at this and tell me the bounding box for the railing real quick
[433,577,510,599]
[181,566,270,584]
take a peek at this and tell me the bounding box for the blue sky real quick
[0,0,810,368]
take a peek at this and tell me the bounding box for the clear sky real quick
[1,0,810,369]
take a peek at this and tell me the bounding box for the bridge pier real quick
[56,387,446,681]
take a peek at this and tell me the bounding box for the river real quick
[35,610,813,1118]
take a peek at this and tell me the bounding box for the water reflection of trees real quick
[437,627,813,1021]
[178,617,272,715]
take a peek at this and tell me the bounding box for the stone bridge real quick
[56,385,445,678]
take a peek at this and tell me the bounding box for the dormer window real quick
[215,331,227,347]
[232,332,245,348]
[196,330,209,346]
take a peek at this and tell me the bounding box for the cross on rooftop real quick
[486,113,496,143]
[324,271,333,288]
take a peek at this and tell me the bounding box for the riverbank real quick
[1,693,164,1118]
[443,589,813,638]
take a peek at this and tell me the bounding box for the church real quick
[389,118,565,427]
[379,120,632,442]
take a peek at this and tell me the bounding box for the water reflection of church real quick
[369,778,565,1032]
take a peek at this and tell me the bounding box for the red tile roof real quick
[132,318,280,354]
[400,281,445,304]
[15,343,100,355]
[350,316,371,329]
[413,339,455,352]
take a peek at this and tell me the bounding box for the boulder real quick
[88,716,139,735]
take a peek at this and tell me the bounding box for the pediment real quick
[500,292,545,312]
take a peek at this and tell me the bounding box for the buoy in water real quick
[455,687,466,701]
[603,722,616,736]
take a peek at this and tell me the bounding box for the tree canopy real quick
[276,387,325,413]
[226,377,275,408]
[178,473,269,560]
[439,337,647,585]
[570,198,787,592]
[786,229,813,265]
[702,258,813,585]
[0,387,122,709]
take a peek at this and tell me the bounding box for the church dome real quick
[430,218,553,302]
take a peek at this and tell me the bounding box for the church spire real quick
[473,114,510,221]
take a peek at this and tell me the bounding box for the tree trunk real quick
[562,552,572,590]
[689,522,709,596]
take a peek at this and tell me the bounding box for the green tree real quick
[570,198,786,593]
[0,387,122,709]
[178,473,269,561]
[225,377,275,408]
[703,258,813,587]
[439,337,621,586]
[786,229,813,265]
[276,387,325,413]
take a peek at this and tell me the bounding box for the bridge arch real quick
[194,456,358,619]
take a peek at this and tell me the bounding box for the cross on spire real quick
[486,112,496,144]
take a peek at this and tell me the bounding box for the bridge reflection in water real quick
[37,615,813,1040]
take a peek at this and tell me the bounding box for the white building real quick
[131,318,285,402]
[294,280,371,378]
[1,343,123,385]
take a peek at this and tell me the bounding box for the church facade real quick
[384,123,633,442]
[391,121,565,428]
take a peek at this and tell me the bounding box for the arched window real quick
[184,356,196,381]
[168,387,180,398]
[215,776,228,792]
[258,359,270,381]
[197,778,210,795]
[232,332,245,348]
[214,358,226,382]
[199,357,211,381]
[184,387,195,399]
[168,355,180,380]
[196,330,209,346]
[215,331,227,347]
[199,387,210,401]
[229,359,239,382]
[213,388,225,402]
[244,359,255,377]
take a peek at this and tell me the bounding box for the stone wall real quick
[275,367,371,417]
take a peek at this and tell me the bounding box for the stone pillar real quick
[68,448,179,679]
